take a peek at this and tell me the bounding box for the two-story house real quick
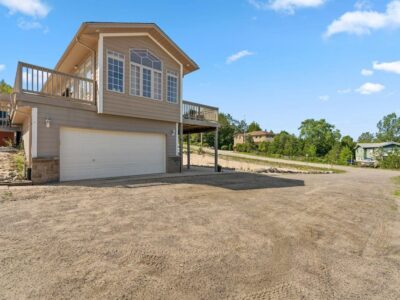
[9,22,219,183]
[0,94,15,146]
[234,130,275,147]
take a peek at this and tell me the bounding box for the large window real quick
[107,50,125,93]
[130,49,162,100]
[167,70,178,103]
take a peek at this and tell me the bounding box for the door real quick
[60,127,166,181]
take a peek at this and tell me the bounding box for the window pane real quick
[107,54,124,93]
[130,65,140,96]
[154,71,162,100]
[167,74,178,103]
[143,68,152,98]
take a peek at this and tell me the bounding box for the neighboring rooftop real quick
[236,131,275,137]
[356,142,400,149]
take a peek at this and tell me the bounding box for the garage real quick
[60,127,166,181]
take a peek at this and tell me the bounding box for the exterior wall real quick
[234,134,274,146]
[252,135,274,144]
[355,145,400,162]
[31,158,59,184]
[22,102,179,182]
[0,131,14,146]
[234,134,245,146]
[102,36,181,122]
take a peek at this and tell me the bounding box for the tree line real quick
[192,112,400,167]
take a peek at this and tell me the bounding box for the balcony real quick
[14,62,96,105]
[182,100,218,134]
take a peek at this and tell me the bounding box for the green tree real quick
[339,147,353,165]
[0,80,12,94]
[326,143,341,164]
[247,121,262,133]
[299,119,341,157]
[341,135,356,149]
[204,113,237,149]
[376,113,400,142]
[358,132,375,143]
[303,143,317,158]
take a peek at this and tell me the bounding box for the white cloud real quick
[337,88,352,94]
[356,82,385,95]
[0,64,5,72]
[361,69,374,76]
[226,50,255,64]
[0,0,50,18]
[17,18,44,30]
[319,95,330,102]
[354,0,372,10]
[324,0,400,38]
[373,60,400,74]
[248,0,326,14]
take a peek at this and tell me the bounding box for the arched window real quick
[130,49,162,100]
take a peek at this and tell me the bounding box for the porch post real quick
[180,123,184,172]
[187,134,191,169]
[214,127,218,172]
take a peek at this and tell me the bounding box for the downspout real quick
[75,37,97,81]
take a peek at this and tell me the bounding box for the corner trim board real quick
[32,107,38,158]
[97,34,104,113]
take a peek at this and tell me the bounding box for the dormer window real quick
[130,49,162,101]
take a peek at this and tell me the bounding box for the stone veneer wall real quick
[31,158,59,184]
[167,156,181,173]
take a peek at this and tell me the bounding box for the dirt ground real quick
[0,150,18,182]
[0,167,400,299]
[184,152,334,173]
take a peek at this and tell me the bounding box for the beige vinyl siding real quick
[32,102,176,159]
[103,36,181,122]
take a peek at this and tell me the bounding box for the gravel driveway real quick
[0,167,399,299]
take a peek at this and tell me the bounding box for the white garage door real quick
[60,127,166,181]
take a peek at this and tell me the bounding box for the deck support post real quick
[187,134,191,169]
[179,123,183,172]
[214,127,218,172]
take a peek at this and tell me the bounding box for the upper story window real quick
[130,49,162,101]
[167,70,178,103]
[76,56,93,79]
[107,50,125,93]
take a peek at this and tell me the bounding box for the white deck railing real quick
[14,62,96,104]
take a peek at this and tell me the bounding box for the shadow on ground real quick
[59,172,305,191]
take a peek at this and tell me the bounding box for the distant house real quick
[0,95,14,147]
[234,131,275,147]
[355,142,400,164]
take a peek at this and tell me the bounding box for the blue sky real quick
[0,0,400,139]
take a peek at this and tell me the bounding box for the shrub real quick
[13,152,25,179]
[378,150,400,169]
[221,145,229,150]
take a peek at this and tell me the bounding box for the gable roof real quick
[55,22,199,75]
[356,142,400,149]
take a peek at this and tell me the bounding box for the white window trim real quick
[167,70,179,104]
[129,49,164,102]
[106,49,125,94]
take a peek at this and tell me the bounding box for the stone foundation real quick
[31,158,59,184]
[167,156,181,173]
